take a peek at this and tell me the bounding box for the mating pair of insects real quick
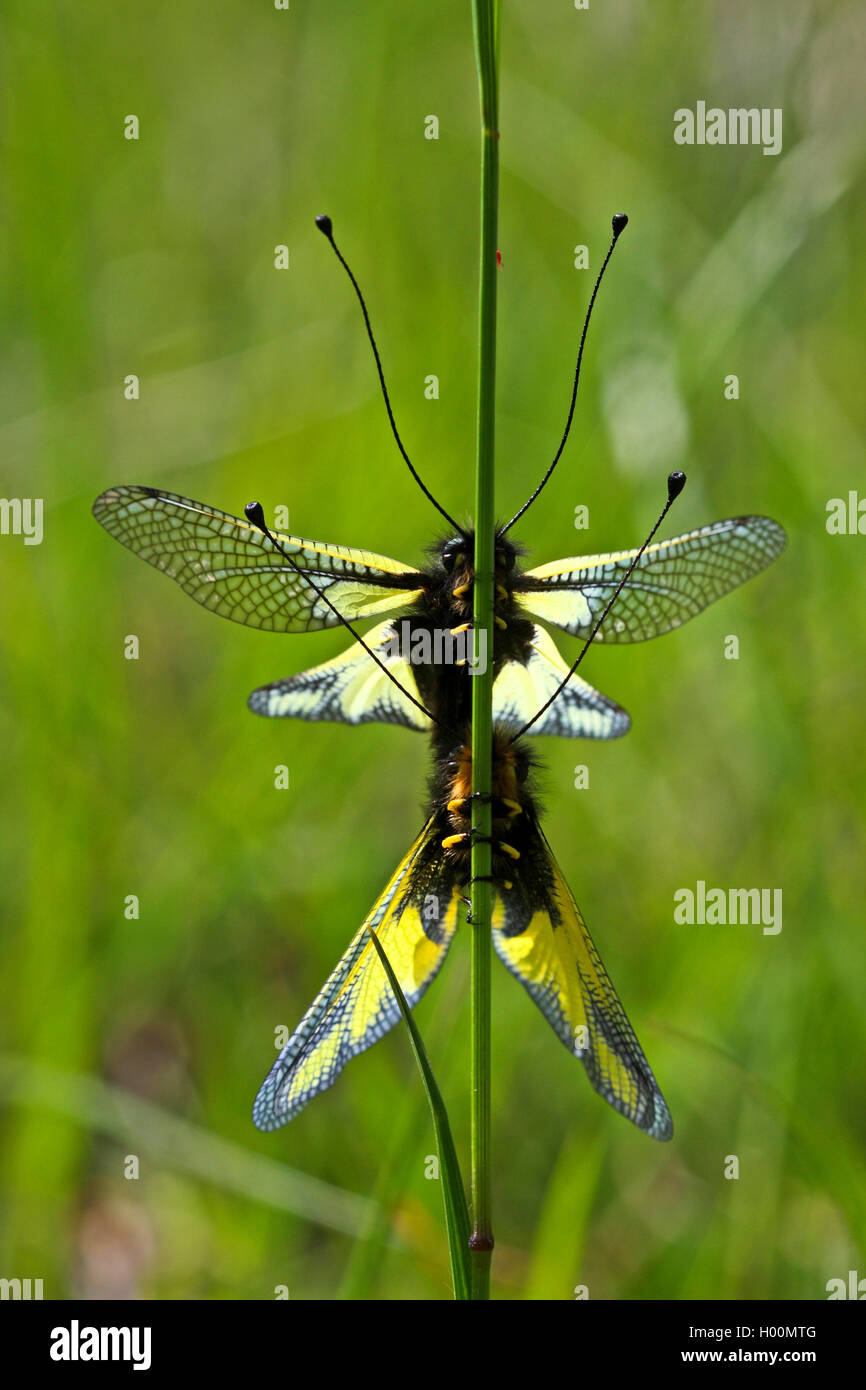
[93,214,785,1141]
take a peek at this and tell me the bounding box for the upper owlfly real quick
[93,214,786,743]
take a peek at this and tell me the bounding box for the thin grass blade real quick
[365,927,472,1300]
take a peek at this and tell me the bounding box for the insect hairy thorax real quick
[433,528,518,604]
[425,529,535,648]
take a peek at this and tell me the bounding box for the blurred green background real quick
[1,0,864,1300]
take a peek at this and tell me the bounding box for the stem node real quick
[469,1231,495,1252]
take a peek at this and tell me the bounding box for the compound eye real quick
[441,541,459,573]
[442,544,466,575]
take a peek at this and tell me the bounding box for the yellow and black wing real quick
[516,516,785,643]
[253,822,459,1130]
[250,622,628,738]
[93,485,424,633]
[492,821,672,1140]
[248,620,431,730]
[492,625,629,739]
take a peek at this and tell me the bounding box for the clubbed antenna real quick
[315,215,464,536]
[512,470,686,739]
[501,213,629,535]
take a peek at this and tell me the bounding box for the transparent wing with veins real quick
[515,516,786,643]
[92,485,424,633]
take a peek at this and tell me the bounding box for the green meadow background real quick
[1,0,864,1300]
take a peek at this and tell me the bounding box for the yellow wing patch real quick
[253,822,459,1130]
[492,824,672,1140]
[492,625,629,739]
[248,621,431,730]
[251,622,627,737]
[517,516,786,642]
[93,485,423,633]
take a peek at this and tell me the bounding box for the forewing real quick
[516,516,785,642]
[492,822,672,1140]
[248,620,431,731]
[253,822,459,1130]
[93,485,424,632]
[493,625,630,739]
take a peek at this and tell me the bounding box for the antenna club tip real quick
[315,214,334,239]
[667,470,687,501]
[245,500,266,529]
[611,213,629,238]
